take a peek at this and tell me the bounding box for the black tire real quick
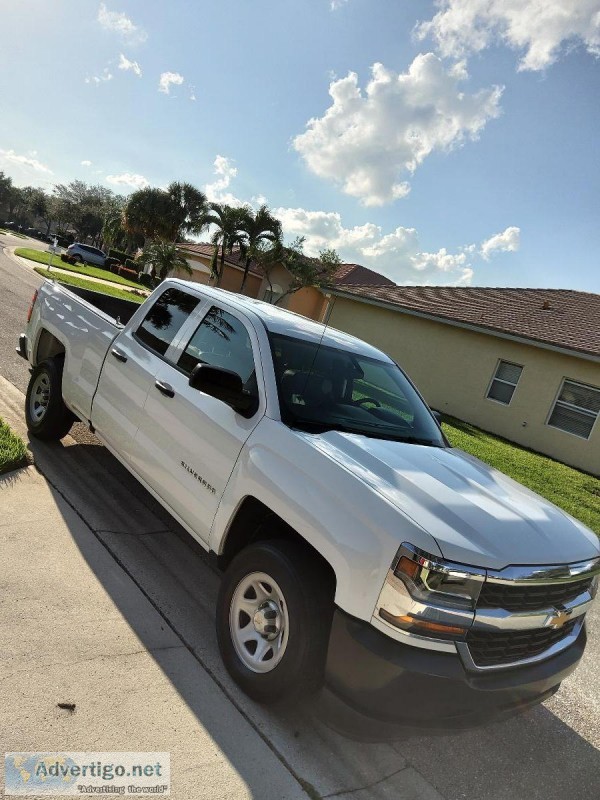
[216,539,334,706]
[25,358,74,440]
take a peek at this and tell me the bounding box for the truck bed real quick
[60,283,142,326]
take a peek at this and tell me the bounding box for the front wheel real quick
[25,358,74,440]
[216,539,334,705]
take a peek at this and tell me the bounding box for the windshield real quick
[269,333,446,447]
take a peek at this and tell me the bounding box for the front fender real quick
[210,417,442,621]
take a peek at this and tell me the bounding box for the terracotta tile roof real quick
[332,263,395,287]
[177,243,264,276]
[334,285,600,358]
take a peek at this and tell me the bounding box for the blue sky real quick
[1,0,599,291]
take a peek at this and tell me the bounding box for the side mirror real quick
[431,409,442,425]
[189,363,256,415]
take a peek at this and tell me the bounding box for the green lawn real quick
[0,416,29,475]
[15,247,142,289]
[34,267,146,304]
[442,415,600,534]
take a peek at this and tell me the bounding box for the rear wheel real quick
[216,539,334,705]
[25,358,74,440]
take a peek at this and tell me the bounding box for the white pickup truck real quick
[19,278,600,730]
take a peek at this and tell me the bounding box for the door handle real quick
[111,347,127,363]
[155,380,175,398]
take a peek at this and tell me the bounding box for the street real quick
[1,232,599,800]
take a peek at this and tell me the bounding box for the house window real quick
[263,284,283,304]
[486,360,523,405]
[547,379,600,439]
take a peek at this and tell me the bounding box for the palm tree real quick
[238,205,282,292]
[138,240,194,282]
[122,188,173,244]
[203,203,247,286]
[166,182,208,241]
[102,209,125,251]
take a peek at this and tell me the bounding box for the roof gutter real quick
[330,288,600,365]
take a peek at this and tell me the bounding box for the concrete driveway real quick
[1,237,599,799]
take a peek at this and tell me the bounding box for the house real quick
[323,285,600,476]
[175,243,265,297]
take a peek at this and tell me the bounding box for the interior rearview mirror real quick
[189,364,256,415]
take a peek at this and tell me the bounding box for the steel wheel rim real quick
[29,372,51,422]
[229,571,290,673]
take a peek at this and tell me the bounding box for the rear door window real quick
[178,305,256,387]
[135,288,200,356]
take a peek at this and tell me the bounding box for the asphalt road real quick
[1,233,599,800]
[0,233,44,392]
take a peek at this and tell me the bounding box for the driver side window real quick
[178,306,256,389]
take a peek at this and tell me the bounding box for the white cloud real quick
[106,172,149,190]
[118,53,142,77]
[203,155,245,206]
[97,3,147,45]
[272,207,518,286]
[85,67,113,84]
[293,54,503,206]
[189,86,197,101]
[158,71,184,95]
[416,0,600,71]
[480,226,521,259]
[0,148,52,174]
[330,0,348,9]
[81,160,92,167]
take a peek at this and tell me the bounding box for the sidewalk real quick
[0,466,307,799]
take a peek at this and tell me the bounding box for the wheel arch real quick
[217,496,337,596]
[34,328,66,365]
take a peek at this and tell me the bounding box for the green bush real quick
[109,248,129,263]
[118,265,140,282]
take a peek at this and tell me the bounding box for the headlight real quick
[375,543,485,642]
[394,545,484,610]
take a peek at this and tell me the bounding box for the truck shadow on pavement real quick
[23,433,600,800]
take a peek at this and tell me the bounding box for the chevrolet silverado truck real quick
[18,278,600,730]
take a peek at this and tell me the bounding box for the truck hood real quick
[303,431,600,570]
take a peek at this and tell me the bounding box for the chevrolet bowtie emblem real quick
[547,608,572,629]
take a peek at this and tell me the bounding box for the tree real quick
[203,202,247,285]
[123,187,174,243]
[6,185,29,224]
[138,240,194,282]
[52,181,117,243]
[238,204,282,292]
[166,181,208,241]
[258,236,341,305]
[26,188,53,234]
[0,171,12,214]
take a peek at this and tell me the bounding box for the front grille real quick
[477,577,593,612]
[466,620,578,668]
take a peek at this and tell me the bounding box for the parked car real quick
[18,279,600,731]
[65,243,108,267]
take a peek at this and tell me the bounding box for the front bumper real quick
[325,608,585,731]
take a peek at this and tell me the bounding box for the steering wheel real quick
[352,397,381,408]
